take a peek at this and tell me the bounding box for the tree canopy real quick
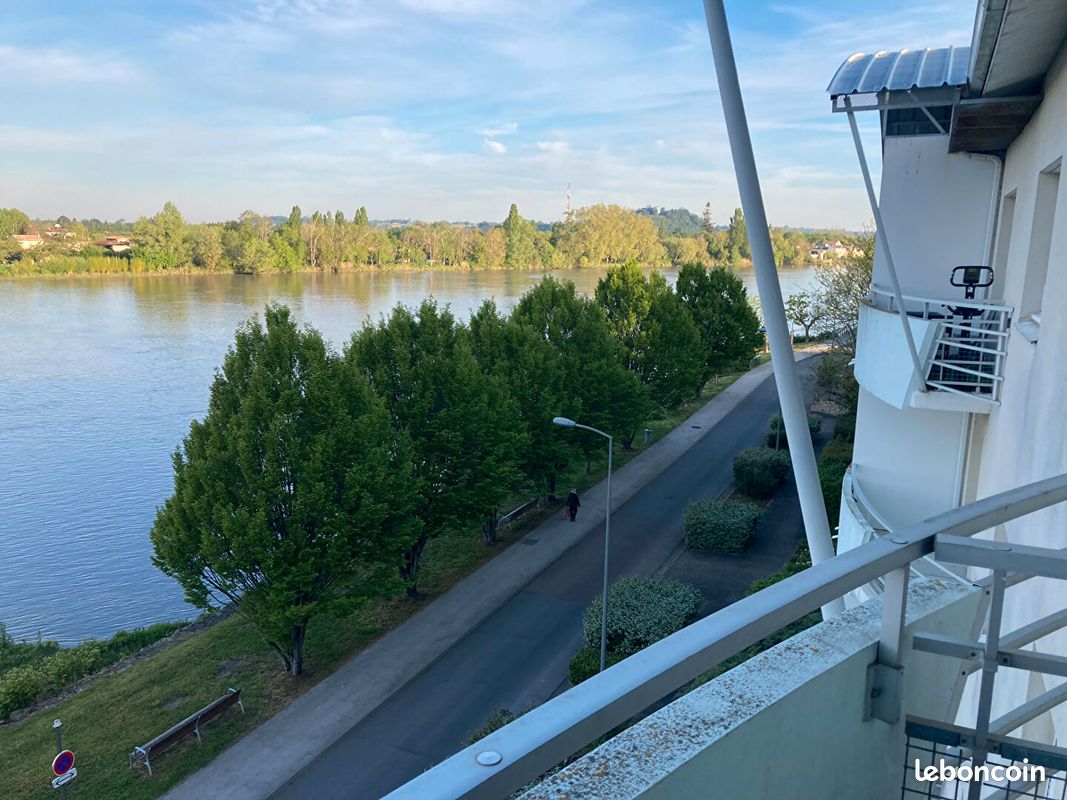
[150,305,419,675]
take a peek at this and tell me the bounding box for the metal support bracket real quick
[865,662,905,724]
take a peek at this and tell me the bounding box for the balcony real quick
[855,286,1011,414]
[384,474,1067,800]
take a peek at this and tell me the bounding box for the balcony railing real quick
[868,285,1012,404]
[383,473,1067,800]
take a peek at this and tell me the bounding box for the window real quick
[1019,160,1061,341]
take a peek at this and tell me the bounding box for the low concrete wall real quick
[520,579,980,800]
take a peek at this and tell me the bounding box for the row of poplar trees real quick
[150,265,762,675]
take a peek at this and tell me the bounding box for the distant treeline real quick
[0,202,859,278]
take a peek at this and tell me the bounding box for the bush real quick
[684,499,761,553]
[766,413,821,449]
[732,447,791,498]
[0,664,45,718]
[834,413,856,443]
[468,708,520,744]
[819,459,849,521]
[819,439,854,467]
[568,646,627,686]
[582,577,703,657]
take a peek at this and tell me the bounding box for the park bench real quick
[129,688,244,776]
[498,498,539,530]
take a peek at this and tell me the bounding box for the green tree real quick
[150,305,418,675]
[0,208,30,238]
[595,263,704,408]
[726,207,749,265]
[354,206,369,227]
[785,291,823,339]
[701,202,714,234]
[281,205,306,265]
[512,277,649,450]
[502,203,538,268]
[554,204,666,267]
[677,264,763,394]
[187,225,224,271]
[132,201,188,270]
[346,301,527,589]
[468,300,574,499]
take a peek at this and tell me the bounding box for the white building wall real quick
[873,135,999,299]
[957,40,1067,739]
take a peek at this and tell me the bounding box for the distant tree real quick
[132,201,188,269]
[555,204,666,267]
[0,208,30,237]
[346,301,526,590]
[151,305,418,676]
[785,292,823,339]
[502,204,538,268]
[188,225,224,271]
[354,206,369,227]
[512,277,650,450]
[677,264,764,395]
[726,207,749,265]
[811,231,874,357]
[701,203,714,234]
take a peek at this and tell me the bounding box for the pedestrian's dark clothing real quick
[566,491,580,522]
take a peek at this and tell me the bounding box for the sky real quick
[0,0,976,229]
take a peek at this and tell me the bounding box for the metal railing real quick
[383,473,1067,800]
[868,285,1012,403]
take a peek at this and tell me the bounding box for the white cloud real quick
[536,141,569,153]
[0,44,137,85]
[478,122,519,137]
[483,139,508,155]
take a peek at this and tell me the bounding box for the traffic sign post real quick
[50,719,76,797]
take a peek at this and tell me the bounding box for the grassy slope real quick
[0,371,747,800]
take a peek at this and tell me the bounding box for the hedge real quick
[732,447,791,498]
[684,499,761,553]
[568,646,628,686]
[819,439,854,467]
[581,577,703,658]
[766,413,822,449]
[834,413,856,444]
[819,460,849,521]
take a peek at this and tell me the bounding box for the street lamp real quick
[553,416,613,673]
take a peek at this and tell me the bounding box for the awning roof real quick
[827,46,971,98]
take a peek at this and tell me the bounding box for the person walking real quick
[565,489,581,522]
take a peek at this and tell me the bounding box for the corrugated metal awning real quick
[827,46,971,97]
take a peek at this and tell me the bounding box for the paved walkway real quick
[163,352,819,800]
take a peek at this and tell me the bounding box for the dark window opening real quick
[884,105,953,137]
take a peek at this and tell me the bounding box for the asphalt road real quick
[272,362,812,800]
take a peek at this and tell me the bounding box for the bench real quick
[498,499,539,530]
[130,688,244,776]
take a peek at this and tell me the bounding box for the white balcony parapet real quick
[382,473,1067,800]
[858,285,1012,412]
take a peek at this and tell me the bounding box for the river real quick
[0,266,814,644]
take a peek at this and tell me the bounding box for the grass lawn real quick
[0,369,750,800]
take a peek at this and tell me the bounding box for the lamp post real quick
[553,416,613,673]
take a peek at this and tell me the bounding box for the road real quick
[272,362,813,800]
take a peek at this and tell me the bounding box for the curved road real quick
[273,362,814,800]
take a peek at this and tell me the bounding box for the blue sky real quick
[0,0,976,228]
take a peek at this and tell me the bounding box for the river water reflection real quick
[0,266,813,643]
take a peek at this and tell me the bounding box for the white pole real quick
[843,96,927,390]
[702,0,843,617]
[601,436,613,672]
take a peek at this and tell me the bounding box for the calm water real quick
[0,266,814,644]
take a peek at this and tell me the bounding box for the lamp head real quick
[552,416,577,428]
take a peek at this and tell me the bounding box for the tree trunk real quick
[401,532,429,598]
[287,621,307,676]
[622,431,635,451]
[482,512,498,545]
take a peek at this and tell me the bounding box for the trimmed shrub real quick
[582,577,703,657]
[819,459,849,521]
[684,499,761,553]
[732,447,791,498]
[819,439,854,467]
[568,646,627,686]
[766,413,822,449]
